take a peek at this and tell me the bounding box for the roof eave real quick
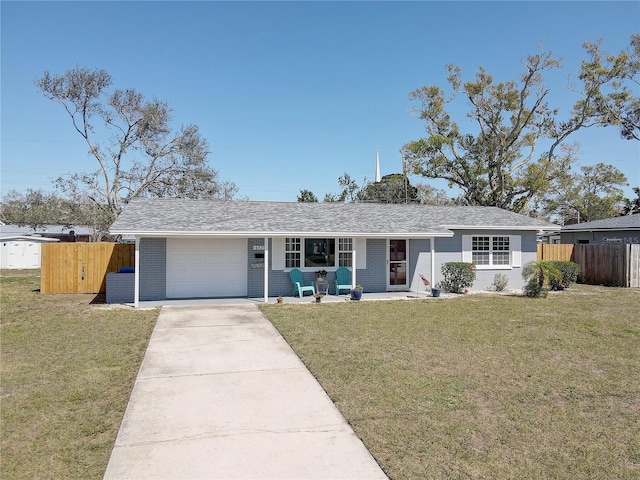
[562,226,640,232]
[441,224,561,232]
[109,230,455,238]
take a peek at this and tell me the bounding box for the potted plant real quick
[314,269,328,281]
[431,283,442,298]
[314,292,325,303]
[350,285,363,301]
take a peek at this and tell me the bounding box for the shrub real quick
[548,261,580,290]
[492,273,509,292]
[439,262,476,293]
[522,261,562,298]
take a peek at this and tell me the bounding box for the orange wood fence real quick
[538,243,640,288]
[537,243,574,261]
[41,243,135,294]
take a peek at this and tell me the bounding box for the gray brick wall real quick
[140,237,166,301]
[106,272,134,303]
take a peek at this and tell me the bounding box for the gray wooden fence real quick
[572,244,640,288]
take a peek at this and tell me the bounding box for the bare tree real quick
[37,67,238,228]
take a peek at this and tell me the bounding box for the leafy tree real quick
[0,189,110,240]
[359,174,419,203]
[415,183,458,205]
[543,162,627,223]
[337,173,361,202]
[622,187,640,215]
[403,36,639,213]
[36,67,237,228]
[297,189,318,202]
[579,34,640,141]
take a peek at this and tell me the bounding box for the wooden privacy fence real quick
[537,243,574,262]
[41,243,135,294]
[538,243,640,288]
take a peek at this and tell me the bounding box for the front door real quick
[388,239,408,290]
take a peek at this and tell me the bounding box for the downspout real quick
[134,237,140,308]
[263,237,269,303]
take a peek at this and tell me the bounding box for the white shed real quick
[0,236,59,269]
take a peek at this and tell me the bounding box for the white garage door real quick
[166,238,248,298]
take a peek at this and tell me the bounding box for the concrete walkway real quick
[104,304,388,479]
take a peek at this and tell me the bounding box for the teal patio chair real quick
[289,268,315,297]
[334,266,352,295]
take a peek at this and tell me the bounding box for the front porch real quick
[132,289,448,308]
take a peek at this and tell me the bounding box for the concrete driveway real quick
[104,304,387,479]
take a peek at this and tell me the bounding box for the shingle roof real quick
[561,214,640,232]
[111,198,559,237]
[110,198,559,237]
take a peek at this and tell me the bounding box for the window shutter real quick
[355,238,367,269]
[272,237,284,270]
[511,235,521,267]
[462,235,472,263]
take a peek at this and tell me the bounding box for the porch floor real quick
[133,290,447,308]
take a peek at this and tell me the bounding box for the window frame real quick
[464,234,520,270]
[284,237,354,270]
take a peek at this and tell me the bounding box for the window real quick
[285,237,301,268]
[284,237,353,269]
[304,238,335,267]
[338,238,353,266]
[492,236,510,265]
[465,235,519,268]
[472,236,490,265]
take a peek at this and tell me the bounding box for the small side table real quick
[315,280,329,295]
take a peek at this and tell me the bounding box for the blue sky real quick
[2,1,639,203]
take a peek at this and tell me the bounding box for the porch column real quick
[352,249,356,288]
[134,237,140,308]
[263,237,269,303]
[430,236,435,289]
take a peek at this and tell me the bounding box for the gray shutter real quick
[462,235,472,263]
[511,235,521,267]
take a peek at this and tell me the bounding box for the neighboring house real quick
[0,235,59,269]
[560,214,640,245]
[0,224,94,242]
[109,198,560,305]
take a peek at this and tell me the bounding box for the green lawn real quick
[2,270,638,479]
[1,270,159,479]
[260,285,640,479]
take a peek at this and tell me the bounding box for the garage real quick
[166,238,248,298]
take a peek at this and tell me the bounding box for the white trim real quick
[442,224,560,231]
[134,237,140,308]
[430,236,435,288]
[355,238,367,269]
[110,230,455,238]
[462,234,521,269]
[387,239,409,290]
[263,237,269,303]
[352,250,357,289]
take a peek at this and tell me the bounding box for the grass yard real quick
[261,285,640,479]
[1,270,159,479]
